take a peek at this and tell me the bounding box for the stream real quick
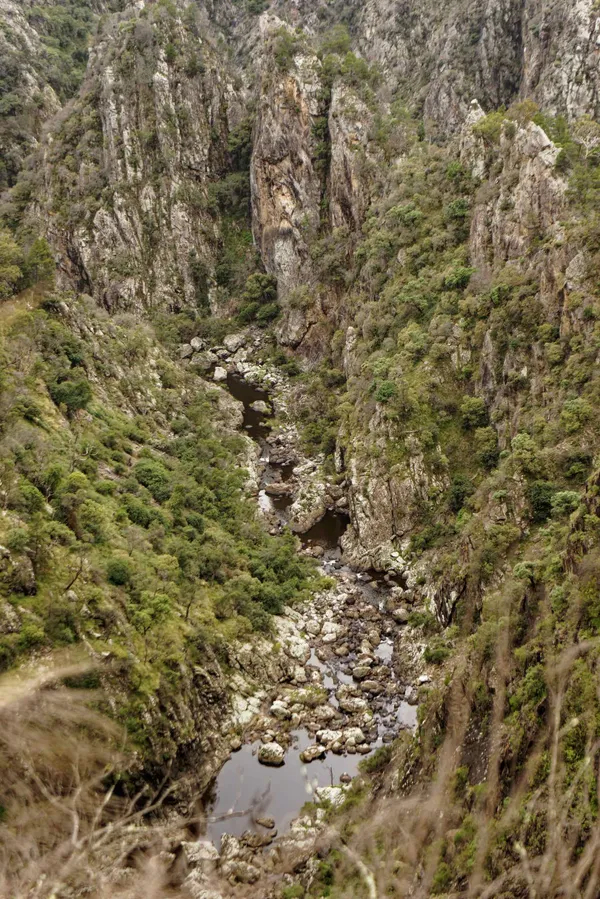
[203,370,419,848]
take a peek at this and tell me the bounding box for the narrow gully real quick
[203,372,418,847]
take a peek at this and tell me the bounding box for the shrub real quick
[273,28,302,70]
[5,528,29,554]
[513,562,537,584]
[123,495,154,528]
[320,24,351,56]
[133,460,172,502]
[106,558,132,587]
[560,398,592,434]
[23,238,54,285]
[432,862,452,894]
[473,110,506,145]
[446,198,470,220]
[509,663,546,712]
[511,432,542,476]
[424,643,450,665]
[474,427,499,469]
[460,396,488,429]
[48,377,92,415]
[359,743,393,773]
[256,302,280,325]
[443,265,474,290]
[238,273,279,324]
[375,380,397,403]
[0,230,23,299]
[17,622,46,651]
[448,474,474,512]
[551,491,581,517]
[526,481,556,522]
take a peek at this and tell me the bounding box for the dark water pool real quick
[205,729,362,847]
[301,511,349,555]
[226,373,271,442]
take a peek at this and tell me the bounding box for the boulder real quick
[250,400,270,414]
[241,830,273,848]
[314,704,337,722]
[338,696,368,714]
[180,343,194,359]
[270,699,291,720]
[392,607,410,624]
[316,729,343,745]
[300,744,326,763]
[258,742,285,766]
[264,482,292,496]
[223,333,247,353]
[213,367,228,382]
[315,785,348,807]
[360,680,385,695]
[343,727,366,745]
[352,665,371,681]
[404,686,418,705]
[220,860,260,884]
[192,350,219,371]
[190,336,205,350]
[183,839,219,870]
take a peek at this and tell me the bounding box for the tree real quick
[0,230,23,299]
[460,396,488,429]
[130,591,172,661]
[573,115,600,160]
[49,376,93,415]
[24,238,55,285]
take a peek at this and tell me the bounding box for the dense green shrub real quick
[238,273,279,324]
[375,380,397,403]
[106,557,133,586]
[133,460,172,503]
[460,396,488,429]
[48,376,92,414]
[526,481,556,522]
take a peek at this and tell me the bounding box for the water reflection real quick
[205,730,361,847]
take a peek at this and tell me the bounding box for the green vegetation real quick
[0,231,54,298]
[0,290,318,754]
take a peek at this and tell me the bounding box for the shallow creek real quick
[204,372,418,847]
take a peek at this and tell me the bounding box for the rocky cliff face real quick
[36,1,248,312]
[5,0,600,893]
[6,0,600,623]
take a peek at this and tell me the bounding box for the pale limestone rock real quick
[299,743,325,763]
[258,741,285,766]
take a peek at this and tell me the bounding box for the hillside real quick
[2,1,600,897]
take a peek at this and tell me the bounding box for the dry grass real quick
[0,655,188,899]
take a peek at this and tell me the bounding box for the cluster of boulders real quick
[179,329,290,394]
[183,808,328,897]
[232,567,429,770]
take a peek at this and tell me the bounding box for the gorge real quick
[3,0,600,897]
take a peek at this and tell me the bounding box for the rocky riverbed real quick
[177,330,432,895]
